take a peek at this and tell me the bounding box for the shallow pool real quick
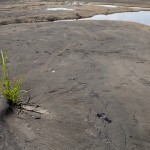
[97,4,150,10]
[81,11,150,26]
[46,8,74,11]
[97,5,119,8]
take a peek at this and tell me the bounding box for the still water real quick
[46,8,74,11]
[81,11,150,26]
[97,4,150,9]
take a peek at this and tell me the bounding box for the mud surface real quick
[0,1,150,26]
[0,20,150,149]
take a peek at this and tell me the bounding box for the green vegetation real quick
[0,51,22,106]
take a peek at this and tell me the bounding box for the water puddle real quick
[128,6,150,9]
[96,4,150,10]
[46,8,74,11]
[97,5,119,8]
[80,11,150,26]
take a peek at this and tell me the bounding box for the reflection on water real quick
[81,11,150,26]
[97,4,150,9]
[46,8,74,11]
[97,5,119,8]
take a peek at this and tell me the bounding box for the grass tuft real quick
[0,51,22,106]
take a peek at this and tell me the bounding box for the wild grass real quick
[0,51,22,106]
